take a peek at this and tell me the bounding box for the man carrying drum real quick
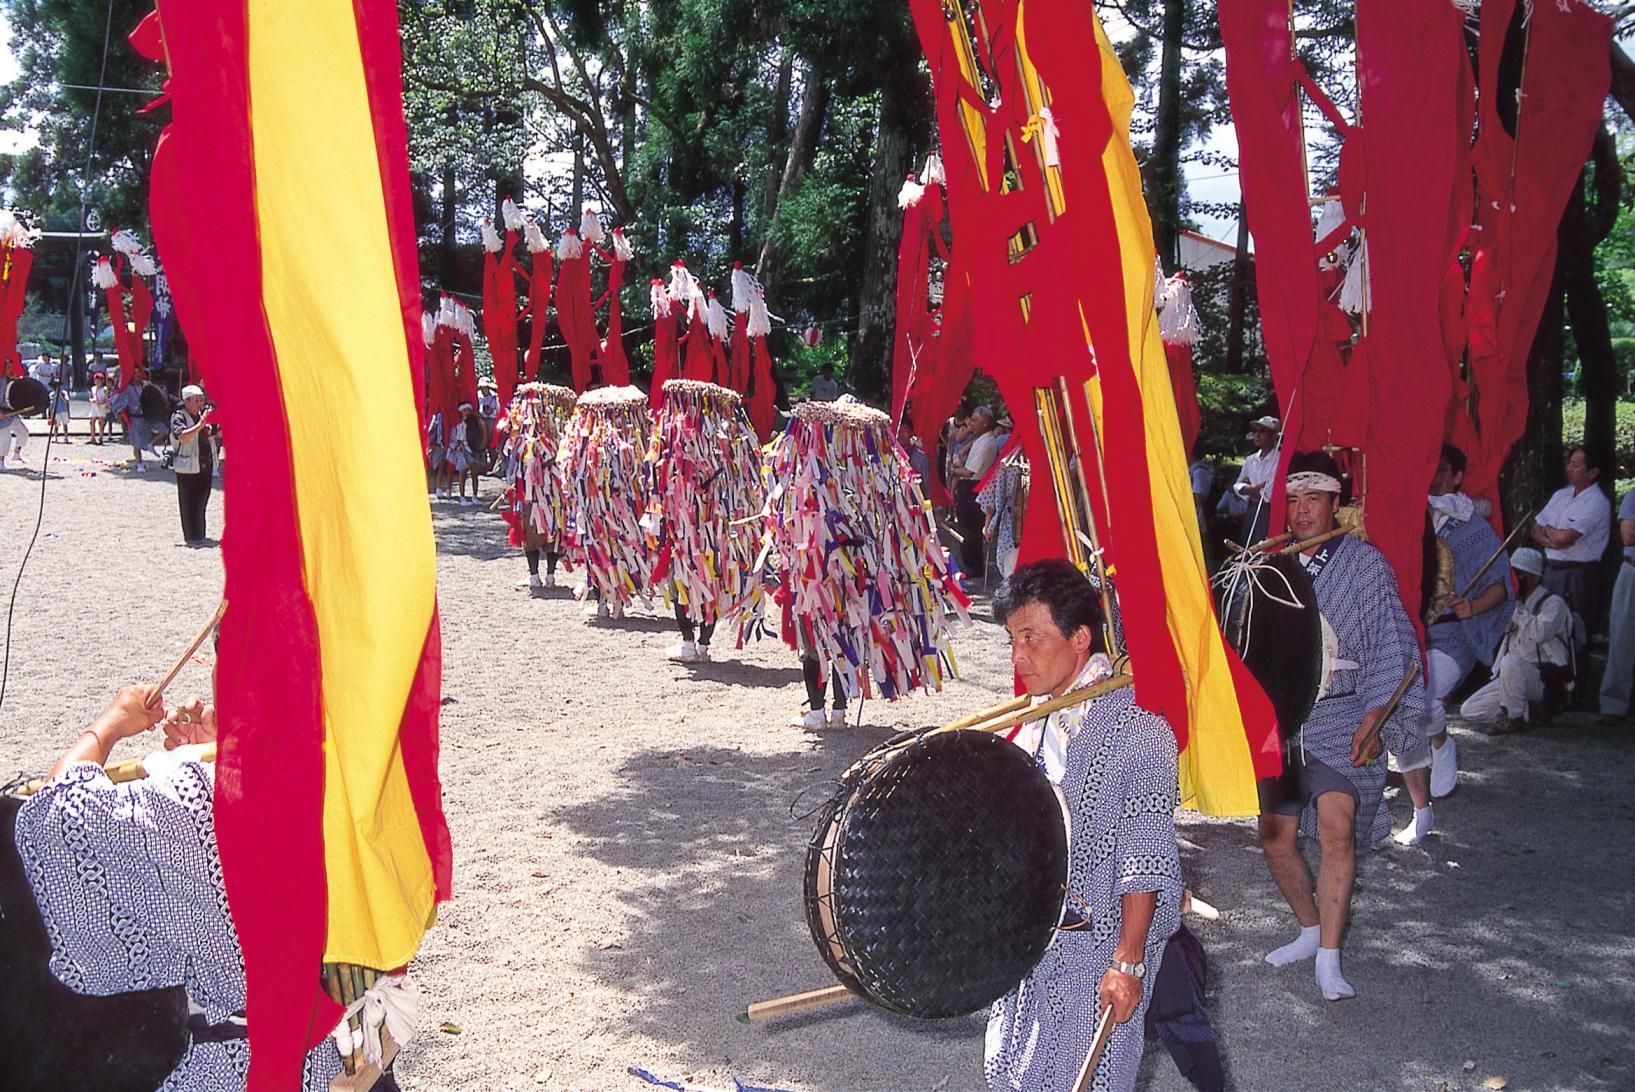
[986,560,1183,1092]
[1256,452,1426,1001]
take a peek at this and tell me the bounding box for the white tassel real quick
[524,216,548,254]
[650,278,672,320]
[0,211,36,248]
[421,312,437,347]
[555,227,582,262]
[1158,276,1201,346]
[667,261,699,307]
[1313,198,1347,243]
[730,264,756,313]
[747,293,772,338]
[110,229,143,255]
[579,205,605,245]
[437,295,456,328]
[611,228,633,262]
[92,257,118,290]
[130,253,159,278]
[920,154,945,187]
[705,294,730,341]
[501,197,524,232]
[897,173,926,209]
[1339,236,1371,315]
[1153,255,1170,309]
[457,301,477,337]
[480,219,503,253]
[1034,105,1061,169]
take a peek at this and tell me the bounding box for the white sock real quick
[1393,805,1435,846]
[1315,947,1355,1000]
[1265,923,1321,966]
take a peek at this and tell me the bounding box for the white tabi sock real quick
[1393,805,1435,846]
[1265,923,1320,966]
[1316,946,1355,1000]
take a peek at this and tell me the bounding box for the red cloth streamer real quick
[481,226,520,408]
[1164,342,1200,456]
[0,240,32,379]
[680,305,713,383]
[748,328,776,442]
[1448,0,1611,517]
[650,279,677,408]
[595,233,632,388]
[554,230,594,391]
[523,241,552,383]
[891,176,946,423]
[453,321,479,412]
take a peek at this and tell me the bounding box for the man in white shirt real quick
[1232,415,1280,545]
[1597,489,1635,725]
[952,404,1001,575]
[1460,548,1575,734]
[1531,443,1612,636]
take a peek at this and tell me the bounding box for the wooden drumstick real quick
[1070,1005,1117,1092]
[742,984,853,1023]
[1361,661,1420,765]
[145,599,227,710]
[1444,507,1537,607]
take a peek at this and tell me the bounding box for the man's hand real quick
[1098,966,1142,1024]
[1448,594,1473,620]
[1351,708,1384,766]
[104,685,166,740]
[161,697,218,750]
[1242,481,1264,498]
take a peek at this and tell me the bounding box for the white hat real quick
[181,385,205,400]
[1249,415,1280,433]
[1510,547,1545,578]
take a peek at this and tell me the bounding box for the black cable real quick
[0,424,56,711]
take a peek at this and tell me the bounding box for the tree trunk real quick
[1502,267,1564,527]
[763,45,795,222]
[571,130,585,217]
[1560,126,1621,494]
[848,38,929,400]
[1225,205,1250,373]
[1143,0,1186,272]
[440,165,458,289]
[1612,42,1635,126]
[756,67,829,304]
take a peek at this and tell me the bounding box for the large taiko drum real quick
[2,376,47,417]
[0,793,187,1090]
[804,729,1067,1018]
[1217,552,1325,743]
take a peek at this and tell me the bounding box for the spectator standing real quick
[87,372,110,445]
[1598,488,1635,725]
[170,385,216,545]
[47,381,71,444]
[897,414,932,485]
[952,404,1001,575]
[1231,415,1280,546]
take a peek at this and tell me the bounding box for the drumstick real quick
[1069,1005,1117,1092]
[942,692,1034,731]
[1274,525,1350,557]
[742,984,852,1022]
[1449,507,1536,602]
[145,599,227,710]
[1360,661,1420,765]
[935,675,1133,739]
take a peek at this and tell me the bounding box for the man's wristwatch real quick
[1109,958,1146,980]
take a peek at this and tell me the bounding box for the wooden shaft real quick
[936,675,1133,740]
[942,693,1033,731]
[1070,1005,1117,1092]
[1452,507,1536,600]
[1379,660,1420,725]
[1273,525,1350,557]
[743,984,853,1023]
[1181,891,1221,921]
[146,599,227,710]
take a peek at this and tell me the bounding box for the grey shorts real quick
[1258,750,1358,817]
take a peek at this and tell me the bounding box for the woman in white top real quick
[88,373,110,445]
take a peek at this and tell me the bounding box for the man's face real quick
[1005,600,1091,698]
[1565,449,1599,490]
[1287,489,1340,542]
[1429,458,1461,497]
[1252,426,1275,452]
[185,396,206,414]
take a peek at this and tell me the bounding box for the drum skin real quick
[0,794,188,1091]
[3,376,47,416]
[1217,553,1322,742]
[804,729,1067,1019]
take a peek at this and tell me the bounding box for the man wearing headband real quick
[1392,444,1513,844]
[1257,451,1425,1002]
[1458,547,1575,734]
[987,560,1189,1091]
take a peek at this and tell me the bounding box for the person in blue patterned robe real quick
[1257,453,1425,1002]
[14,686,348,1090]
[986,561,1183,1092]
[1392,443,1513,845]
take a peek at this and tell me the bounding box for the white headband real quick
[1285,471,1342,495]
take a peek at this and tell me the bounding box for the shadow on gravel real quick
[430,509,512,562]
[555,741,987,1090]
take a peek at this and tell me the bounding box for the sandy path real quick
[1,457,1631,1092]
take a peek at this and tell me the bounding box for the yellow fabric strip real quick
[1088,12,1260,816]
[247,0,438,967]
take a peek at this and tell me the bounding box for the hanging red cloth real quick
[1157,272,1202,456]
[892,166,948,423]
[596,227,633,388]
[728,263,754,395]
[649,278,677,409]
[479,213,520,409]
[746,287,777,442]
[522,218,552,383]
[0,224,30,379]
[671,261,713,383]
[553,222,594,392]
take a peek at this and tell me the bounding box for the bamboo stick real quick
[941,692,1033,731]
[934,675,1133,739]
[145,599,227,709]
[1070,1006,1117,1092]
[743,984,853,1023]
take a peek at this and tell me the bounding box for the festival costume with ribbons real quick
[760,398,969,702]
[95,230,161,392]
[645,379,766,636]
[500,383,577,553]
[908,0,1278,815]
[559,384,657,612]
[0,213,36,379]
[139,2,452,1085]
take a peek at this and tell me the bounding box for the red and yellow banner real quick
[140,1,451,1085]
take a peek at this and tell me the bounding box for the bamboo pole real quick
[145,599,226,709]
[743,984,853,1023]
[1069,1006,1117,1092]
[933,675,1133,740]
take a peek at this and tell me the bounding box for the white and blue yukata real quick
[1416,495,1513,747]
[110,383,160,457]
[1297,534,1427,847]
[986,660,1182,1092]
[13,761,344,1090]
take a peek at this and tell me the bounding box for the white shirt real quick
[1498,586,1574,669]
[1536,483,1611,563]
[965,430,1002,479]
[1232,446,1279,499]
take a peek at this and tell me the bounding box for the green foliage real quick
[1562,398,1635,482]
[1195,368,1272,461]
[780,332,848,400]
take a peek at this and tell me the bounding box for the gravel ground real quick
[1,453,1631,1092]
